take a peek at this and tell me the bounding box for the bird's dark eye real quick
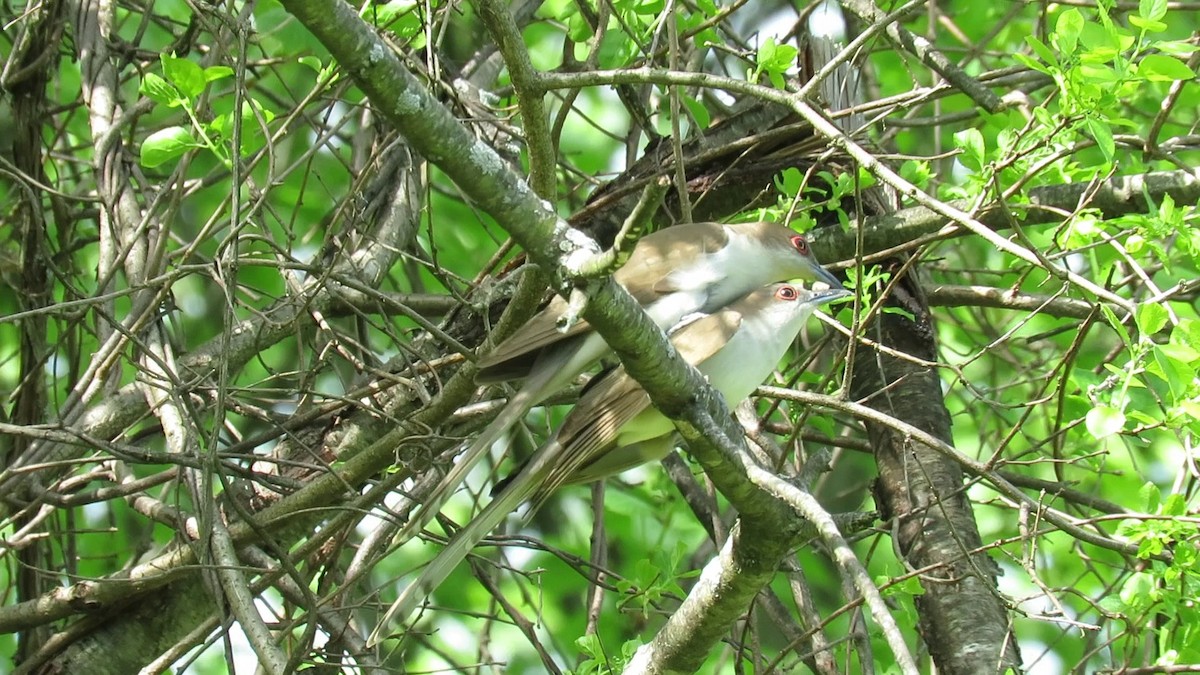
[790,235,809,255]
[777,285,799,301]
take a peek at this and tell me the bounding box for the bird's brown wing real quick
[536,306,744,498]
[476,223,729,382]
[474,295,594,383]
[615,222,729,300]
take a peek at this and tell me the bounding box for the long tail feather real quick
[368,440,561,646]
[390,365,553,547]
[394,335,603,546]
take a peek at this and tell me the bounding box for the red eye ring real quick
[777,285,799,301]
[790,235,809,255]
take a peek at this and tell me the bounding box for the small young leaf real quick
[204,65,234,83]
[1136,302,1169,337]
[140,126,200,168]
[161,54,205,99]
[774,167,803,197]
[1126,233,1146,254]
[1013,53,1054,76]
[1139,54,1195,81]
[1086,405,1126,439]
[1101,304,1132,346]
[1140,0,1168,22]
[1080,63,1121,84]
[681,94,710,129]
[209,112,234,141]
[632,0,665,15]
[756,37,797,78]
[1080,21,1121,62]
[769,43,798,70]
[1053,9,1083,56]
[1085,117,1115,164]
[1129,15,1168,32]
[299,56,324,72]
[900,159,932,190]
[758,37,777,67]
[1162,493,1187,516]
[954,128,986,171]
[140,73,182,107]
[1140,481,1162,512]
[1152,39,1200,57]
[1025,35,1061,68]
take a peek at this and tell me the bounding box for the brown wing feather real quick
[538,375,650,496]
[616,223,728,300]
[475,296,594,382]
[476,223,729,381]
[536,305,744,496]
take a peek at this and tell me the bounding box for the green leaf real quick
[1025,35,1060,68]
[204,65,234,83]
[1136,302,1168,337]
[1061,214,1100,248]
[1126,232,1146,254]
[900,159,932,190]
[366,0,416,24]
[565,12,592,42]
[1140,482,1162,512]
[1079,20,1131,61]
[896,574,925,596]
[757,37,777,67]
[1179,318,1200,349]
[140,126,200,168]
[1151,347,1194,399]
[208,103,271,161]
[1101,304,1132,346]
[681,94,710,129]
[1127,409,1159,427]
[1129,15,1168,32]
[954,128,986,171]
[774,167,803,197]
[1176,540,1198,568]
[161,54,205,99]
[1162,493,1187,516]
[1080,62,1121,83]
[1159,192,1178,224]
[1140,0,1168,22]
[1118,517,1146,539]
[1013,53,1054,76]
[756,37,797,76]
[631,0,665,15]
[375,0,424,40]
[1152,39,1200,57]
[773,43,799,69]
[595,30,634,69]
[1161,338,1200,364]
[1119,572,1155,608]
[691,26,720,50]
[1053,9,1084,56]
[299,56,324,72]
[535,0,572,20]
[1085,117,1115,164]
[1086,405,1126,439]
[1138,54,1195,81]
[140,72,182,107]
[1098,594,1127,614]
[883,306,916,322]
